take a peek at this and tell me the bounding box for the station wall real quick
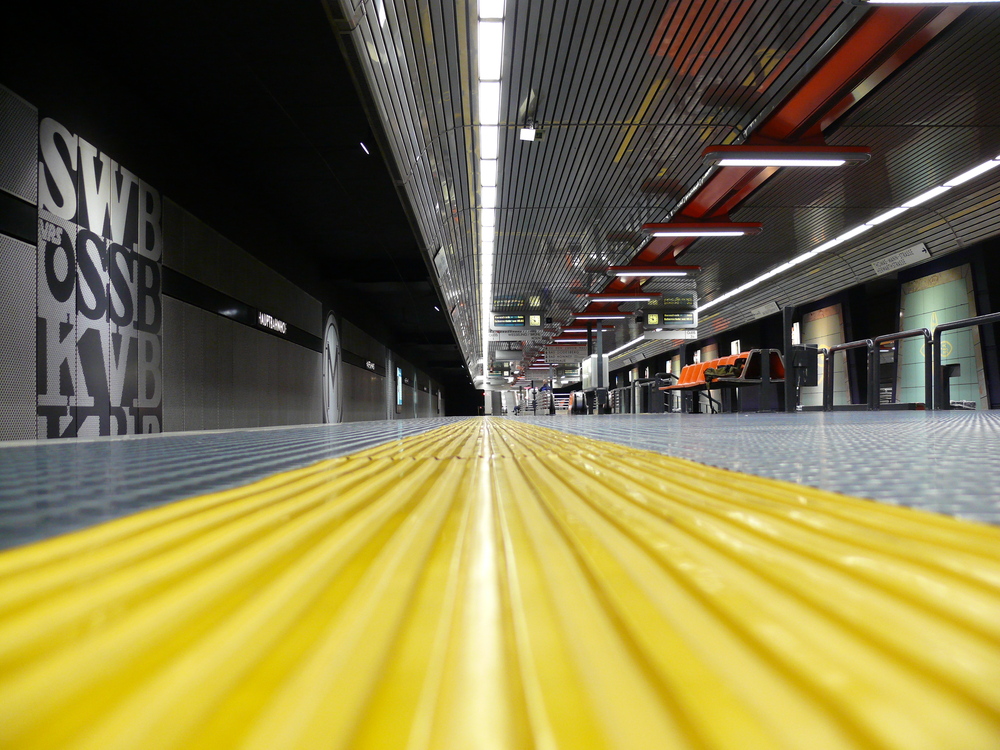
[0,83,443,440]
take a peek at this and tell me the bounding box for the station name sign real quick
[257,311,288,334]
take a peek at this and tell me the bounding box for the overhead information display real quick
[492,313,526,328]
[661,311,697,327]
[659,293,697,308]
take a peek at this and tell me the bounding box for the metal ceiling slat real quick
[339,0,1000,378]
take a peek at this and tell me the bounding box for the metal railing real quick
[932,311,1000,409]
[869,329,932,410]
[823,339,873,411]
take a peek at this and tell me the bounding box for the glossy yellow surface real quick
[2,417,1000,749]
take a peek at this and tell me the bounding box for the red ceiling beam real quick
[608,4,968,286]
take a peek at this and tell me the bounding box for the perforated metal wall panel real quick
[0,235,37,440]
[162,199,322,337]
[162,298,322,432]
[342,366,386,422]
[0,85,37,204]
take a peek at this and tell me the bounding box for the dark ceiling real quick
[1,0,477,407]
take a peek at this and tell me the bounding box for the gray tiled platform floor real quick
[519,411,1000,525]
[0,419,466,550]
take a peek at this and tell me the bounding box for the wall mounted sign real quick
[872,243,930,276]
[37,117,162,437]
[749,300,781,320]
[323,313,342,423]
[257,311,288,334]
[342,349,386,377]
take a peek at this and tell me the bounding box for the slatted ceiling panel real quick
[337,0,869,370]
[842,9,1000,130]
[688,8,1000,314]
[496,3,856,302]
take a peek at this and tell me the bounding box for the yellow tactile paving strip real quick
[1,417,1000,749]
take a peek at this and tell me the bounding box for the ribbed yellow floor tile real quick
[1,417,999,749]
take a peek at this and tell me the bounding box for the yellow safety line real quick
[1,417,999,749]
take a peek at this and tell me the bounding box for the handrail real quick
[932,311,1000,409]
[823,339,874,411]
[870,329,932,410]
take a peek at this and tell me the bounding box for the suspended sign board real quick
[492,313,526,328]
[656,293,697,308]
[659,311,697,328]
[644,329,699,340]
[545,345,588,363]
[493,350,522,361]
[488,329,547,342]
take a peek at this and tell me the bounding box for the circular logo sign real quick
[323,313,342,423]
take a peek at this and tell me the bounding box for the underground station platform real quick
[1,414,999,749]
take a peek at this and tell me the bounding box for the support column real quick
[783,304,796,413]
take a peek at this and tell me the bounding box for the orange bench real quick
[659,350,785,412]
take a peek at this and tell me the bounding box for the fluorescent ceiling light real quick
[865,206,910,226]
[481,225,495,243]
[479,0,504,19]
[519,127,537,141]
[360,142,370,155]
[902,185,951,208]
[480,126,499,159]
[480,159,497,187]
[573,313,630,320]
[944,159,1000,187]
[585,296,656,302]
[868,0,1000,3]
[554,338,588,342]
[652,230,746,237]
[644,222,762,237]
[478,81,501,125]
[481,240,494,256]
[811,237,844,253]
[718,158,846,167]
[481,186,497,208]
[481,208,496,227]
[478,22,504,81]
[835,224,873,243]
[613,270,689,277]
[562,327,611,332]
[702,144,870,167]
[609,336,646,356]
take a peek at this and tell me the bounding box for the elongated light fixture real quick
[702,144,871,168]
[585,292,660,302]
[477,0,505,385]
[573,313,631,320]
[607,265,700,277]
[643,222,762,237]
